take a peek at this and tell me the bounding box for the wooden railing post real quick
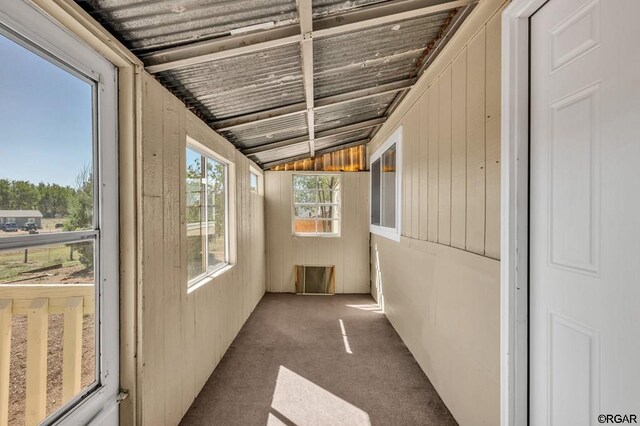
[25,298,48,426]
[62,297,83,402]
[0,285,94,425]
[0,300,12,426]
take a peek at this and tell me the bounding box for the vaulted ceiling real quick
[77,0,476,169]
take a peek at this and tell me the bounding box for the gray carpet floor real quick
[180,293,457,426]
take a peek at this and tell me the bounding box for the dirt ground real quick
[6,264,94,285]
[8,314,95,425]
[3,265,96,425]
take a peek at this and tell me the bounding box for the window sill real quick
[187,263,234,294]
[370,225,401,242]
[293,233,341,238]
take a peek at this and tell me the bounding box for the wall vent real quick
[295,265,335,294]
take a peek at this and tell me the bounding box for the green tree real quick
[293,175,339,232]
[186,157,226,235]
[11,181,39,209]
[38,183,72,218]
[65,166,94,271]
[0,179,11,209]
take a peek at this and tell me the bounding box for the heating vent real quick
[295,265,335,294]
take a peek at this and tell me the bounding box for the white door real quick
[530,0,640,424]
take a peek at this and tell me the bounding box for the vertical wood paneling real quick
[408,107,421,240]
[331,237,345,293]
[162,93,182,426]
[265,171,370,293]
[280,174,293,292]
[451,50,468,250]
[180,135,196,416]
[438,67,453,245]
[484,10,503,259]
[367,6,501,261]
[465,28,487,255]
[271,175,284,292]
[342,173,357,292]
[364,1,505,424]
[418,93,429,241]
[265,172,278,291]
[140,75,265,426]
[427,82,440,242]
[402,117,412,237]
[356,173,371,293]
[141,76,165,426]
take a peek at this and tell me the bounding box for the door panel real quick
[530,0,640,424]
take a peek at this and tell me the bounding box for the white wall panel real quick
[139,74,265,426]
[365,0,508,424]
[370,235,500,426]
[265,171,370,294]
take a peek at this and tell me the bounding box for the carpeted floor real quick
[180,293,457,426]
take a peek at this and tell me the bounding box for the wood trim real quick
[501,0,546,425]
[30,0,141,67]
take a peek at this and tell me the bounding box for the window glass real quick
[206,157,226,273]
[250,172,258,193]
[0,26,112,425]
[293,175,341,236]
[293,175,317,190]
[371,159,381,226]
[186,148,204,281]
[370,129,401,240]
[0,34,93,238]
[0,241,96,424]
[382,144,397,228]
[186,144,229,285]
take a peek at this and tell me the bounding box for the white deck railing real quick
[0,284,94,426]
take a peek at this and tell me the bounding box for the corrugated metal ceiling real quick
[220,111,309,149]
[156,44,305,121]
[314,92,397,132]
[314,13,450,98]
[312,0,388,17]
[76,0,475,168]
[77,0,299,52]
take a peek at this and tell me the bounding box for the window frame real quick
[0,0,119,424]
[370,126,403,242]
[291,173,342,238]
[185,137,233,290]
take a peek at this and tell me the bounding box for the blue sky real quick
[0,33,93,188]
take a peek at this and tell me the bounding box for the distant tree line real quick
[0,179,76,218]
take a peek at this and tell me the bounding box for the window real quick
[250,171,259,193]
[0,1,118,424]
[293,174,341,236]
[186,142,230,285]
[370,127,402,241]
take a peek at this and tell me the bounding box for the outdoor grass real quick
[0,245,78,281]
